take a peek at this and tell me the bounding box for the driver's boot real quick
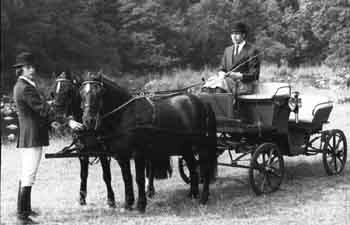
[17,183,38,224]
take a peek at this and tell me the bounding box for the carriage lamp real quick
[288,91,302,123]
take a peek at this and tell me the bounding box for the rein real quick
[100,91,183,121]
[101,95,147,120]
[132,82,205,96]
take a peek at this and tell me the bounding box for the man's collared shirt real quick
[19,76,36,87]
[234,41,246,56]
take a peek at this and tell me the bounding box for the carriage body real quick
[185,82,347,194]
[198,82,338,155]
[198,83,292,152]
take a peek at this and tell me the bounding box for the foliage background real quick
[1,0,350,93]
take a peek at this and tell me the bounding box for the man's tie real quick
[234,44,239,56]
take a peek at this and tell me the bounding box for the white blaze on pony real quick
[82,82,91,93]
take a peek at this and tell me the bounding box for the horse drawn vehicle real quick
[45,73,347,211]
[178,82,347,194]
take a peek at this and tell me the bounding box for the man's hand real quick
[227,71,243,80]
[218,71,226,79]
[47,100,54,106]
[68,119,84,131]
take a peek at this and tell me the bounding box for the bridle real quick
[80,80,104,130]
[53,77,75,118]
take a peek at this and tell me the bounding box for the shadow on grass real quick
[27,157,348,223]
[142,157,349,218]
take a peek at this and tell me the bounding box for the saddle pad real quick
[134,97,155,126]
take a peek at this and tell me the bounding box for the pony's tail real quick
[204,103,217,181]
[146,157,173,180]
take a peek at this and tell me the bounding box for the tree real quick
[185,0,266,68]
[310,0,350,67]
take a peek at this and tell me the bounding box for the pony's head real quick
[52,72,78,121]
[79,71,105,130]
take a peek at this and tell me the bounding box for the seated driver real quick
[202,22,260,94]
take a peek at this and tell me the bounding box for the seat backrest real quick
[289,94,333,124]
[239,82,291,100]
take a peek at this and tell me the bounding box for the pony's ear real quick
[97,69,103,80]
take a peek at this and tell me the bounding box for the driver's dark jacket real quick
[13,77,50,148]
[219,42,260,83]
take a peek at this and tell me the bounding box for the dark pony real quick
[80,72,217,212]
[51,72,116,207]
[51,72,170,209]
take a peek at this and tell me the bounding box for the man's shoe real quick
[17,214,39,224]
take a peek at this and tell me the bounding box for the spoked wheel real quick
[322,129,347,175]
[249,143,284,195]
[178,156,200,184]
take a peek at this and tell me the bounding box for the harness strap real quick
[101,96,145,120]
[101,93,175,121]
[145,97,156,124]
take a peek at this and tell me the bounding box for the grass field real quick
[1,72,350,225]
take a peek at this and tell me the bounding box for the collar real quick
[239,40,246,48]
[19,76,36,87]
[236,41,246,52]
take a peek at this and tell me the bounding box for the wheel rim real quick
[251,144,284,194]
[324,130,347,174]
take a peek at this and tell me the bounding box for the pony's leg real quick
[135,155,147,213]
[184,154,199,199]
[146,160,155,198]
[116,158,134,210]
[199,153,211,204]
[100,157,116,208]
[79,157,89,205]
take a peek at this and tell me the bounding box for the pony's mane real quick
[101,75,131,98]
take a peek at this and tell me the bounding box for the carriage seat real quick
[288,95,333,130]
[238,82,291,101]
[198,82,291,132]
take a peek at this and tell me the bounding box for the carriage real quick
[45,80,347,197]
[178,82,347,194]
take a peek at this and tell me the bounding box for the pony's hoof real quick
[123,203,133,211]
[137,205,146,213]
[200,197,209,205]
[79,198,87,206]
[147,189,155,198]
[107,199,116,208]
[187,192,199,199]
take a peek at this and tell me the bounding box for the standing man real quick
[13,52,50,224]
[203,22,260,94]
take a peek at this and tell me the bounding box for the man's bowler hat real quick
[231,22,248,35]
[13,52,36,68]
